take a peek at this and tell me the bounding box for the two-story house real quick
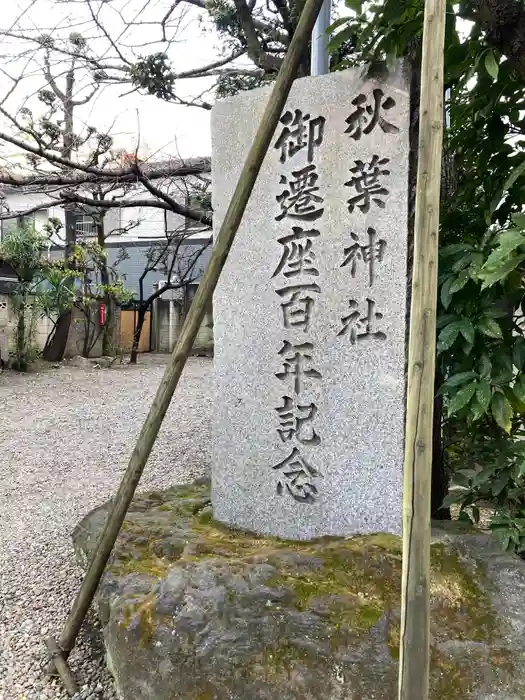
[0,157,214,357]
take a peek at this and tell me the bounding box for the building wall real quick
[0,191,64,242]
[154,295,213,355]
[1,171,211,244]
[0,294,113,360]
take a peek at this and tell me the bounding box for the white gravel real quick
[0,356,212,700]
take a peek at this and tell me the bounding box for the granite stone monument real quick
[211,67,409,540]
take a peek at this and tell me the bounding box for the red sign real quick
[99,303,107,326]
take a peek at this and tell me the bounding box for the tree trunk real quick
[44,309,72,362]
[96,215,116,357]
[14,295,27,371]
[102,297,116,356]
[129,308,146,364]
[43,66,77,362]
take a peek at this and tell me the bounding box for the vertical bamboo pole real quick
[47,0,327,692]
[398,1,446,699]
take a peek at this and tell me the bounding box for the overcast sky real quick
[1,0,355,168]
[0,0,231,162]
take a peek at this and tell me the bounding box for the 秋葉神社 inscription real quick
[212,67,409,541]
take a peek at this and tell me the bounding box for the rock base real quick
[73,480,525,700]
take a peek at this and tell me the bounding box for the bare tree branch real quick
[232,0,280,72]
[0,158,211,188]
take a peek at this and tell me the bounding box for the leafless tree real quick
[0,7,213,358]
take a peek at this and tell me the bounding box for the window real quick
[74,214,97,238]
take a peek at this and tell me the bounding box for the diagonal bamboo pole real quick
[398,0,446,699]
[47,0,327,693]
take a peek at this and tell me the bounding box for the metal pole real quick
[310,0,331,76]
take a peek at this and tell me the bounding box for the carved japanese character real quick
[337,298,386,344]
[275,396,321,445]
[276,283,320,332]
[345,89,399,141]
[273,447,321,503]
[276,340,322,394]
[273,227,320,279]
[274,109,326,164]
[276,164,324,222]
[345,156,390,214]
[341,227,387,286]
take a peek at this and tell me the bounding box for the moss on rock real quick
[73,480,525,700]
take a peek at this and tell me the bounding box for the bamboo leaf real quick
[491,392,513,433]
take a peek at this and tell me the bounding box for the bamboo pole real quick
[45,636,78,695]
[398,1,446,699]
[47,0,327,691]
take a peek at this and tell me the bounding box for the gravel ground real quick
[0,356,212,700]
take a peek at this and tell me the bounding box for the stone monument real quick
[211,67,409,540]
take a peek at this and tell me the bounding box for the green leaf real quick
[470,396,486,421]
[496,229,525,254]
[440,243,474,258]
[477,317,503,339]
[442,489,467,508]
[491,392,514,433]
[491,470,510,496]
[449,269,470,294]
[513,337,525,370]
[448,381,477,416]
[479,353,492,378]
[478,254,525,289]
[502,158,525,195]
[493,354,514,385]
[511,213,525,230]
[476,379,492,413]
[458,510,472,523]
[440,276,455,310]
[452,255,471,273]
[485,51,499,80]
[437,321,462,352]
[345,0,362,13]
[444,371,478,388]
[458,317,475,344]
[513,376,525,403]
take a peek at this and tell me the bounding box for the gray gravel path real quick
[0,357,212,700]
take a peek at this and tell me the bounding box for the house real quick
[0,157,214,357]
[0,156,211,244]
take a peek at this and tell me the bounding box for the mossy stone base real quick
[73,479,525,700]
